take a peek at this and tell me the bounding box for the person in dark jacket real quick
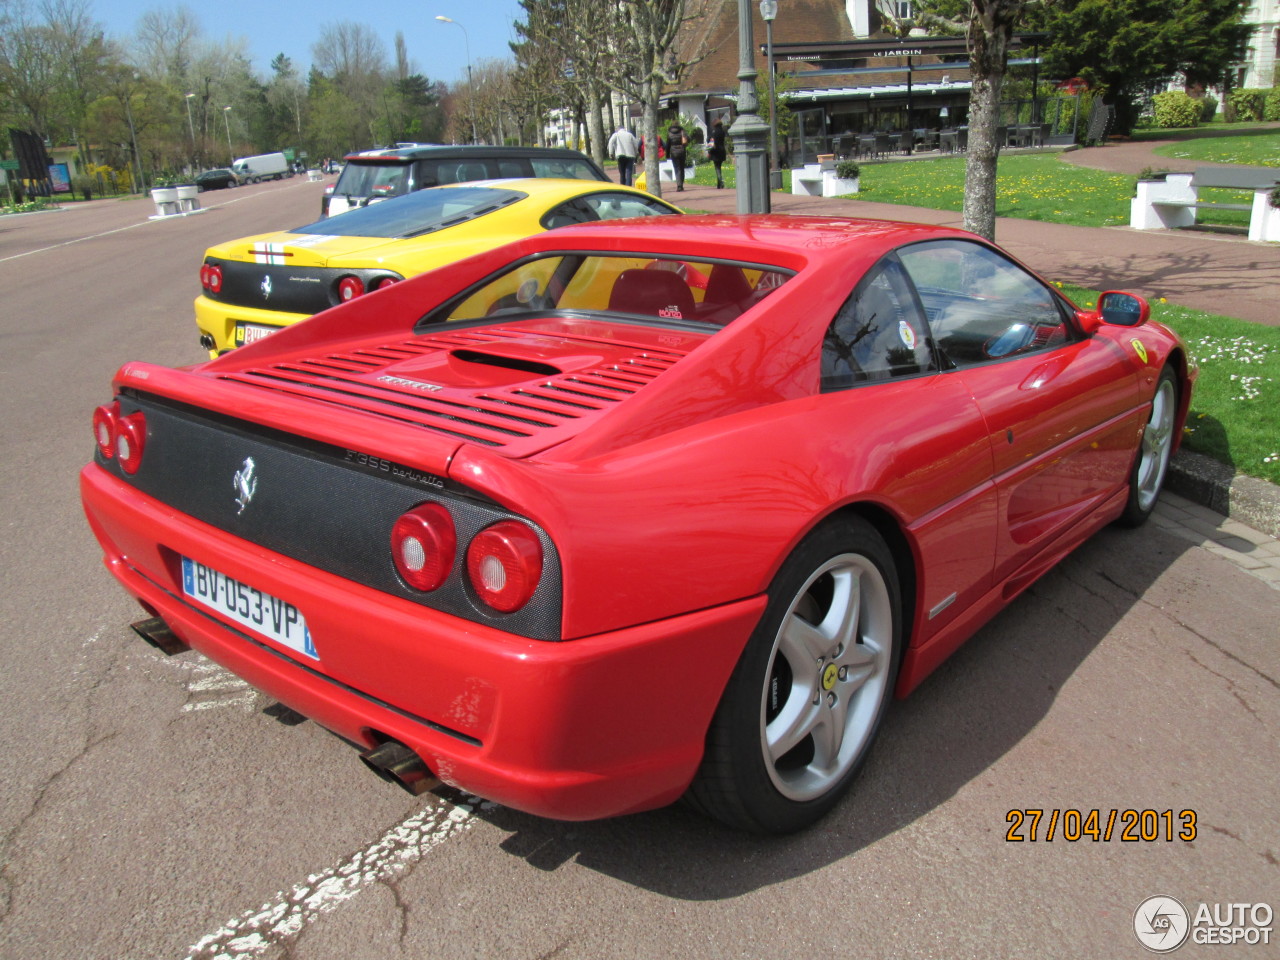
[708,118,728,189]
[664,122,689,192]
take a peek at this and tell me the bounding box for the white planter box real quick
[792,164,860,197]
[150,187,179,218]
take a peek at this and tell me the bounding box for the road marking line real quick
[186,798,480,958]
[0,182,314,264]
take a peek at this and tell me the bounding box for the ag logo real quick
[261,275,273,300]
[1131,338,1149,364]
[1134,895,1190,953]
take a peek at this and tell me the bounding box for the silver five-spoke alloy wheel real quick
[1135,373,1176,515]
[761,552,893,801]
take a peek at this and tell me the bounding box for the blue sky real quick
[91,0,526,86]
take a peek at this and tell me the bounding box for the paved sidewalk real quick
[1154,492,1280,591]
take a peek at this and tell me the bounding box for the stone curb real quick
[1167,450,1280,539]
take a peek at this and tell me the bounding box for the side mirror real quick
[1098,291,1150,327]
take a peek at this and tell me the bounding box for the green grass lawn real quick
[1152,129,1280,168]
[1060,285,1279,484]
[692,153,1135,227]
[841,153,1137,227]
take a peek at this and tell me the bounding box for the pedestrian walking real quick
[708,118,728,189]
[607,124,640,186]
[664,122,689,192]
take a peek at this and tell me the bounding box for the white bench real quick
[1131,165,1280,242]
[791,162,860,197]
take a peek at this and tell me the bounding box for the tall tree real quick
[1041,0,1250,134]
[611,0,707,197]
[310,21,388,148]
[913,0,1029,240]
[513,0,622,163]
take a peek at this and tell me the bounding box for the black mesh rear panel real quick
[101,393,562,640]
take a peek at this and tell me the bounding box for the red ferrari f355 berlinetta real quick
[81,215,1194,833]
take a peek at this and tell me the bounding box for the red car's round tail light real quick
[391,503,456,592]
[466,521,543,613]
[338,276,365,301]
[92,402,121,459]
[115,411,147,474]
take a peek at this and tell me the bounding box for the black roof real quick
[343,145,600,165]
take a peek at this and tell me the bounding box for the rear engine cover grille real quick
[215,326,690,455]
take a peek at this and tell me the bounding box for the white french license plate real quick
[235,322,280,346]
[181,556,317,660]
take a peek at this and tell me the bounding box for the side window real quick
[530,158,600,180]
[579,192,674,220]
[897,239,1071,367]
[821,257,936,389]
[496,159,530,177]
[542,199,597,230]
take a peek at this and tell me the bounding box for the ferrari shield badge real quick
[899,321,918,350]
[1130,338,1149,364]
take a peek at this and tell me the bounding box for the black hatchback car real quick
[194,168,239,191]
[321,145,609,217]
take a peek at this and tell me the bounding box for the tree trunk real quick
[641,88,662,198]
[585,84,607,168]
[962,0,1018,241]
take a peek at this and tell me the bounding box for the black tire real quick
[1117,364,1178,527]
[686,515,902,834]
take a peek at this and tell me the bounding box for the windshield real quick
[332,161,412,200]
[291,186,526,239]
[423,253,792,328]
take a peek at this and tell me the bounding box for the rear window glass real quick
[291,186,526,238]
[424,253,792,328]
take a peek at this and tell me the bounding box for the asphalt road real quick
[0,183,1276,960]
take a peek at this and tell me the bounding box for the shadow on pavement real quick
[453,522,1195,899]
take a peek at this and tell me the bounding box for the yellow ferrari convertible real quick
[195,178,682,356]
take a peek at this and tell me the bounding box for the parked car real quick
[194,168,239,191]
[195,177,680,356]
[321,144,610,217]
[83,214,1193,833]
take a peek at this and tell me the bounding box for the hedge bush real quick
[1200,95,1218,122]
[1227,88,1269,122]
[1151,91,1202,128]
[1266,88,1280,122]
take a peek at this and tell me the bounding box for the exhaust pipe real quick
[360,741,440,796]
[130,616,190,656]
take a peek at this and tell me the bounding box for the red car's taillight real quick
[338,276,364,301]
[92,402,121,459]
[201,262,223,293]
[466,521,542,613]
[114,411,147,474]
[391,503,456,592]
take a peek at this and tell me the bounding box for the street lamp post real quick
[222,106,234,165]
[729,0,770,212]
[435,16,479,144]
[760,0,780,190]
[183,92,197,170]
